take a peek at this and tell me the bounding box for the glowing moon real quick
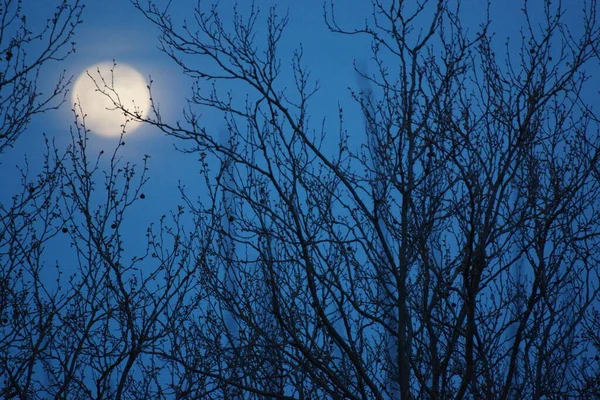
[71,62,150,137]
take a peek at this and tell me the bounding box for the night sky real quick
[2,0,594,221]
[1,0,597,320]
[1,0,378,250]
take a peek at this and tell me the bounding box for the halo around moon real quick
[71,62,150,137]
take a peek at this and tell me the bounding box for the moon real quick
[71,62,150,137]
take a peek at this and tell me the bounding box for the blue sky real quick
[1,0,582,183]
[0,1,368,288]
[1,0,597,283]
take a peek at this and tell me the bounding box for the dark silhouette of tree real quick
[126,0,600,397]
[2,0,600,398]
[0,1,84,398]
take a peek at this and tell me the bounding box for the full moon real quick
[71,62,150,137]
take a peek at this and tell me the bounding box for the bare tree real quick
[1,105,209,398]
[124,0,600,398]
[0,1,83,397]
[3,0,600,399]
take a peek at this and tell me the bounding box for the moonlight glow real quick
[71,62,150,137]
